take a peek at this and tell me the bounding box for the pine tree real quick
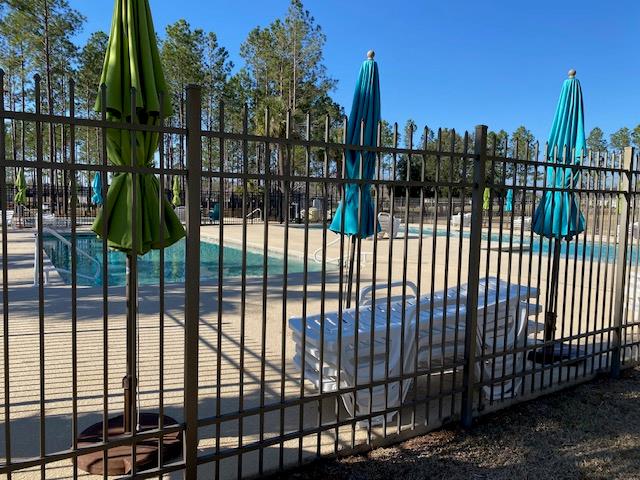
[1,0,84,212]
[161,19,206,174]
[586,127,608,153]
[509,126,536,187]
[239,0,341,194]
[610,127,631,153]
[77,31,108,192]
[631,125,640,150]
[202,31,232,204]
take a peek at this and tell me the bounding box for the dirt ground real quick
[268,367,640,480]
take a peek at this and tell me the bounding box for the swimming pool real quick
[42,234,320,287]
[407,225,635,264]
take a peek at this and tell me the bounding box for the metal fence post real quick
[461,125,487,428]
[184,84,202,478]
[611,146,634,378]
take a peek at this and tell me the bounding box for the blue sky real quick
[69,0,638,142]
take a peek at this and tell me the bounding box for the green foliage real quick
[488,129,508,156]
[239,0,339,131]
[0,0,84,198]
[509,126,535,159]
[586,127,608,153]
[238,0,342,194]
[76,31,108,181]
[631,125,640,150]
[161,19,206,109]
[77,31,108,102]
[0,0,635,206]
[395,119,423,197]
[5,0,84,112]
[610,127,631,152]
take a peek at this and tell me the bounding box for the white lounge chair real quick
[512,216,532,228]
[377,212,402,239]
[38,213,70,229]
[617,222,640,240]
[174,206,186,223]
[300,207,320,222]
[451,212,472,226]
[42,213,56,226]
[289,277,539,425]
[2,210,14,228]
[627,273,640,326]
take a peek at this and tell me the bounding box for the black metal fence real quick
[1,75,639,480]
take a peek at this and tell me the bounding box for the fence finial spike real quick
[367,50,375,60]
[568,69,576,78]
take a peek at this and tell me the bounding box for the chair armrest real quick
[359,280,418,306]
[520,302,542,316]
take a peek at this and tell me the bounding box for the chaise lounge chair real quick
[377,212,402,239]
[289,277,540,425]
[451,212,472,226]
[512,216,532,228]
[3,210,14,228]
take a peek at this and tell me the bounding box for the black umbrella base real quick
[77,413,182,476]
[528,342,586,366]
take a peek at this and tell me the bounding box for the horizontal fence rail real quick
[0,73,639,479]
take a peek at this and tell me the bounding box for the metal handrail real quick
[34,227,101,285]
[246,208,261,219]
[313,235,373,266]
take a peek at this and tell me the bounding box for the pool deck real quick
[0,221,638,479]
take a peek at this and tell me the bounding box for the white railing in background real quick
[33,227,101,286]
[246,207,262,219]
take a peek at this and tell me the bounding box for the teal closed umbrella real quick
[531,69,586,364]
[505,189,513,213]
[329,50,381,307]
[91,172,104,206]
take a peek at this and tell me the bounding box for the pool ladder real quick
[246,208,262,220]
[313,236,373,266]
[33,227,102,286]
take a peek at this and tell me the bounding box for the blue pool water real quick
[408,225,636,264]
[43,234,320,287]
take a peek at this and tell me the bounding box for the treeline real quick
[0,0,344,200]
[1,0,638,202]
[587,126,640,156]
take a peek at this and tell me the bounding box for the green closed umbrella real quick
[14,168,26,206]
[483,187,491,211]
[91,0,184,254]
[14,168,27,228]
[171,175,181,207]
[79,0,184,475]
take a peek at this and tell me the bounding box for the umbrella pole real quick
[544,238,561,342]
[529,238,586,366]
[346,236,357,309]
[124,253,138,434]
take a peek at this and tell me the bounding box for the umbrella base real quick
[77,413,182,476]
[528,342,586,366]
